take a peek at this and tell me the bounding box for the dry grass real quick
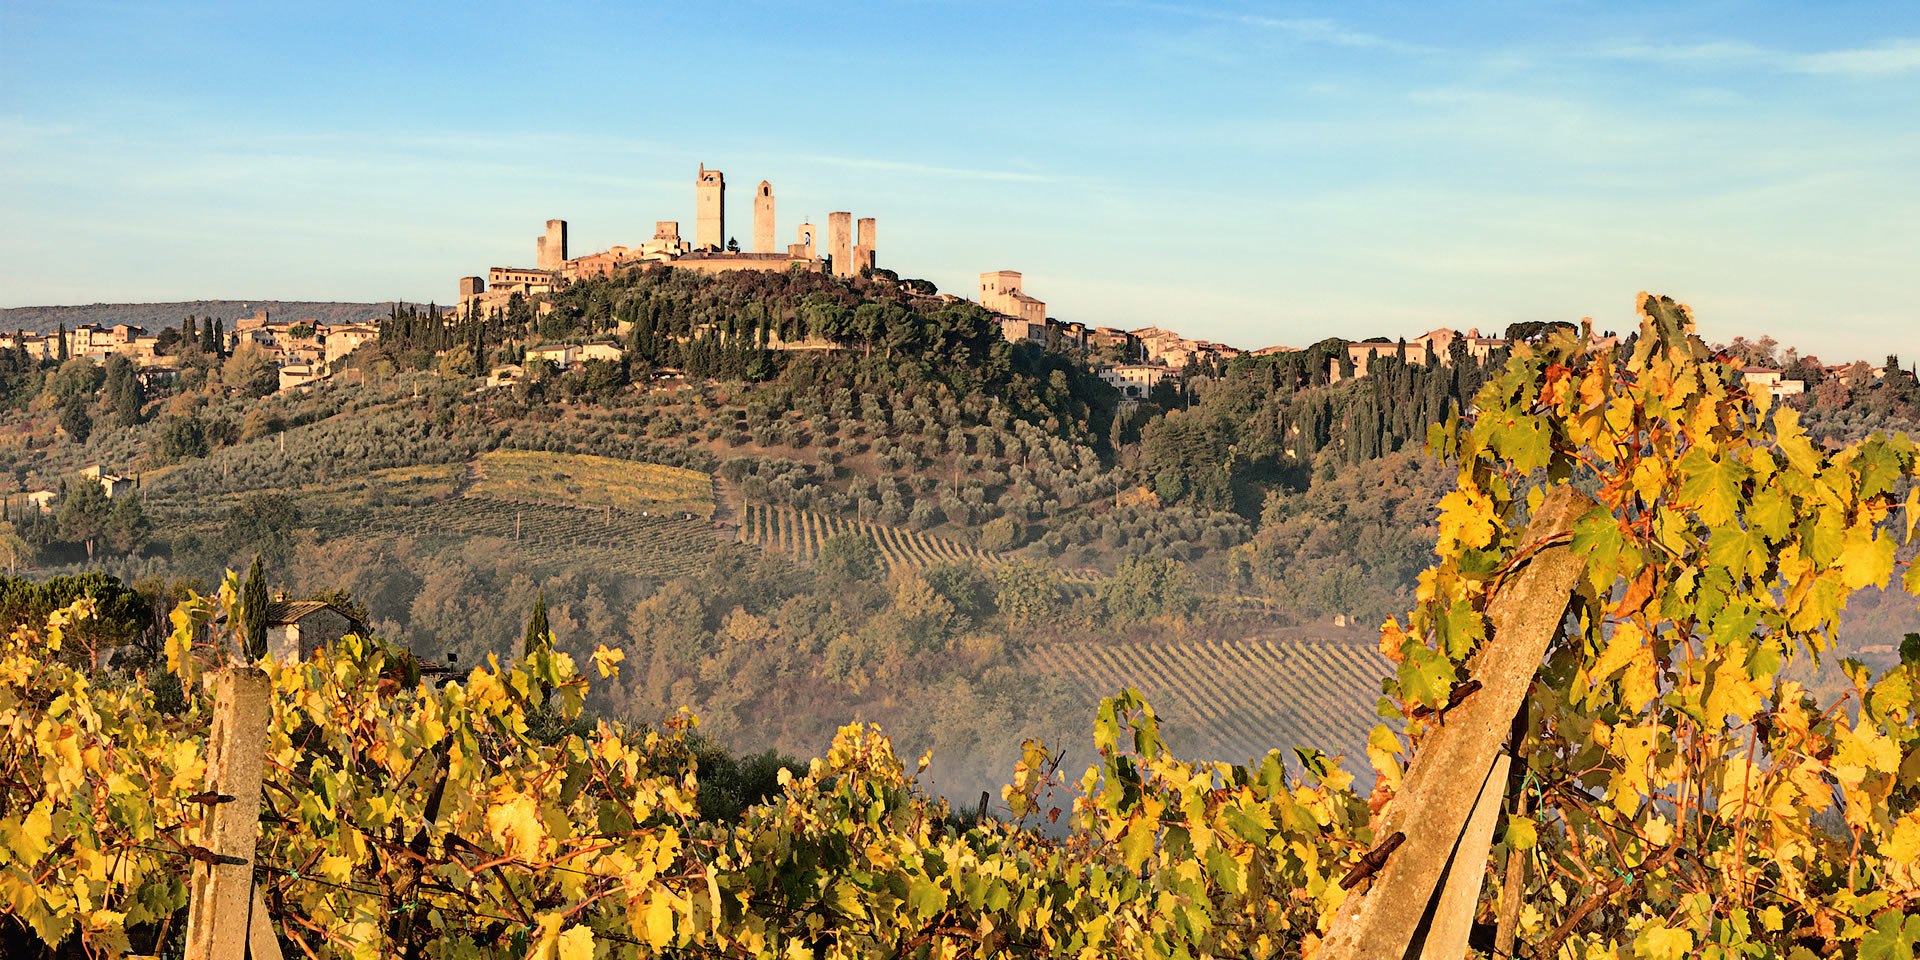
[468,451,714,517]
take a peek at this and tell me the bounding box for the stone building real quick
[979,271,1046,324]
[278,363,326,392]
[216,600,365,663]
[323,324,379,367]
[1099,364,1180,399]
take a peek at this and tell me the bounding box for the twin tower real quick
[697,164,875,277]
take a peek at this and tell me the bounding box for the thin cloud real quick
[791,154,1066,185]
[1791,39,1920,75]
[1601,37,1920,76]
[1124,2,1433,54]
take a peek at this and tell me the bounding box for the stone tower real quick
[789,223,816,260]
[536,219,567,272]
[853,217,876,275]
[827,212,853,277]
[753,181,775,254]
[696,164,725,252]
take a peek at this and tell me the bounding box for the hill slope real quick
[0,300,417,331]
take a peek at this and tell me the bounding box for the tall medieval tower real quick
[753,181,775,254]
[827,212,852,277]
[853,217,876,275]
[536,219,567,272]
[696,164,725,251]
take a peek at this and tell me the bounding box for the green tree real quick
[307,587,370,624]
[160,414,210,460]
[57,396,92,444]
[46,357,103,403]
[994,558,1064,626]
[105,490,150,555]
[816,532,880,584]
[56,478,111,559]
[0,522,31,574]
[243,554,269,660]
[1097,555,1198,625]
[523,587,550,658]
[224,342,279,397]
[222,492,301,568]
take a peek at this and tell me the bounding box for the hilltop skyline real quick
[2,1,1915,362]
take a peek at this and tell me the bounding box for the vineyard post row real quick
[180,667,284,960]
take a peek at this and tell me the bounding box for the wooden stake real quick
[249,884,284,960]
[1318,486,1591,960]
[1411,753,1512,960]
[1495,702,1532,958]
[184,667,272,960]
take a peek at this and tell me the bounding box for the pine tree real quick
[243,554,269,660]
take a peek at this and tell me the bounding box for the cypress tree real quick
[243,554,269,660]
[522,587,550,659]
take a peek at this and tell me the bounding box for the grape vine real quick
[1,293,1916,958]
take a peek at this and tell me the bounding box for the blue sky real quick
[2,1,1915,362]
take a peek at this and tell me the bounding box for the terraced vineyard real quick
[1025,638,1391,770]
[739,503,1017,573]
[354,496,733,580]
[469,450,715,517]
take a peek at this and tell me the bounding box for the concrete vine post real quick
[1319,485,1592,959]
[183,666,273,960]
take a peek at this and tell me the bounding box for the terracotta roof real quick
[214,600,360,627]
[265,600,350,624]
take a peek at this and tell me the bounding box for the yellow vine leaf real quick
[1434,486,1498,550]
[557,924,596,960]
[1836,527,1896,590]
[591,645,626,678]
[487,790,546,862]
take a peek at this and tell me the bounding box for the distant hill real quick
[0,300,423,332]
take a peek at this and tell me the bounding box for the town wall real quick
[666,255,824,276]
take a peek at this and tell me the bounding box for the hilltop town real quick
[10,162,1876,409]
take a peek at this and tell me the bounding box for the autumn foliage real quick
[2,294,1918,957]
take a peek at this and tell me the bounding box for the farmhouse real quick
[216,600,366,662]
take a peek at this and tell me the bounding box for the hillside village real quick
[12,163,1877,415]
